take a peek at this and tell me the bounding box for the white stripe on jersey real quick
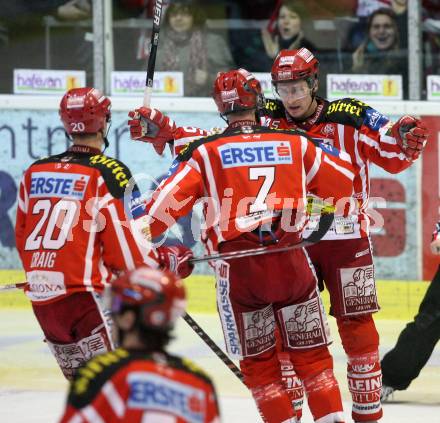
[66,413,83,423]
[82,405,106,423]
[108,203,135,270]
[148,164,192,219]
[302,137,322,184]
[323,155,354,180]
[199,144,224,243]
[359,133,407,160]
[337,124,346,152]
[83,186,99,291]
[354,129,368,204]
[102,381,125,417]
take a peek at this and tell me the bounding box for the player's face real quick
[277,6,301,40]
[276,79,314,119]
[169,10,194,33]
[369,14,396,50]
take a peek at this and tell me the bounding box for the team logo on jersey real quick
[243,305,276,356]
[321,123,335,137]
[365,108,389,131]
[314,139,339,157]
[29,172,89,199]
[281,296,329,349]
[340,265,379,315]
[218,141,292,168]
[127,189,147,219]
[127,372,206,422]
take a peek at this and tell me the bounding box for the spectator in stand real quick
[351,8,407,96]
[155,1,234,97]
[260,0,316,71]
[232,0,316,73]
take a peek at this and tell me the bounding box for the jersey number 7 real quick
[249,167,275,213]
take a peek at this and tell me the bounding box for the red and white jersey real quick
[15,145,158,305]
[172,126,221,156]
[60,348,220,423]
[144,123,354,252]
[261,97,412,239]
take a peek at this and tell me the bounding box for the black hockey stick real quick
[143,0,164,107]
[182,312,245,383]
[190,213,334,263]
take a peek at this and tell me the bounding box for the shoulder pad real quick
[176,131,224,162]
[88,154,136,199]
[68,348,131,409]
[324,98,371,129]
[261,98,285,118]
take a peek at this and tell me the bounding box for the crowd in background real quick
[0,0,440,97]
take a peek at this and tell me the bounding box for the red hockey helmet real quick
[213,68,264,115]
[271,48,319,85]
[59,87,111,135]
[109,266,186,331]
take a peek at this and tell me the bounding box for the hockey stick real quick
[182,312,244,383]
[190,213,334,264]
[143,0,164,107]
[0,282,26,292]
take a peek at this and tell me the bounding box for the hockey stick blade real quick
[190,213,334,263]
[182,312,244,383]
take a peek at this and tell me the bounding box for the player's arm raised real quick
[128,106,210,156]
[358,104,428,173]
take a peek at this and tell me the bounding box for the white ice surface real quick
[0,310,439,422]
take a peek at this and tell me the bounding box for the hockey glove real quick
[128,107,177,155]
[157,245,194,278]
[391,115,428,161]
[431,221,440,255]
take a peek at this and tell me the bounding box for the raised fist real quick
[391,115,428,161]
[157,245,194,278]
[128,107,177,155]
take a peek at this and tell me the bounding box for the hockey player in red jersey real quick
[59,266,220,423]
[132,69,355,422]
[127,50,428,421]
[263,48,428,422]
[15,87,193,380]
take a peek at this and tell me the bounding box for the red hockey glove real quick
[157,245,194,278]
[391,115,428,161]
[128,107,177,155]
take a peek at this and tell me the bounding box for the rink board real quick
[0,270,429,320]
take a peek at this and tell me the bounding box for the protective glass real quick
[274,82,312,101]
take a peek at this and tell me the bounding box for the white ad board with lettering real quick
[427,75,440,101]
[327,74,402,101]
[111,71,184,97]
[0,103,426,279]
[13,69,86,95]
